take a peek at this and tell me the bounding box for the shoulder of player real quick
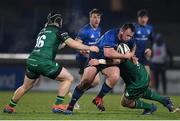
[145,24,153,29]
[39,26,57,34]
[57,31,69,37]
[105,28,117,35]
[77,24,90,34]
[56,28,70,38]
[100,28,117,42]
[80,24,90,30]
[105,28,118,39]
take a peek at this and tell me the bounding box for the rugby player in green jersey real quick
[87,49,173,115]
[118,58,173,115]
[3,10,98,113]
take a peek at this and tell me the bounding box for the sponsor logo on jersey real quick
[88,42,96,45]
[137,30,141,34]
[135,37,148,41]
[90,34,95,38]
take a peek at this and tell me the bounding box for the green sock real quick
[135,99,152,110]
[9,99,17,107]
[55,96,64,105]
[143,88,165,104]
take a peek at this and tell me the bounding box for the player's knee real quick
[111,74,120,82]
[64,73,74,83]
[121,102,134,108]
[121,99,128,107]
[121,98,135,108]
[108,74,120,86]
[92,79,100,87]
[128,102,136,108]
[68,74,74,83]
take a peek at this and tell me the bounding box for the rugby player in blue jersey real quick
[133,9,154,85]
[75,8,102,87]
[66,9,102,109]
[61,23,135,114]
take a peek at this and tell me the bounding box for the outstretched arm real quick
[65,38,99,53]
[58,43,66,49]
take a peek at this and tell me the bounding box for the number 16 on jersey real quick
[35,35,46,48]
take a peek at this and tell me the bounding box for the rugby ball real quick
[117,43,130,54]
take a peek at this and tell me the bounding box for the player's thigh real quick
[25,65,40,89]
[78,66,98,90]
[94,73,101,83]
[91,73,101,87]
[27,57,65,80]
[55,67,74,82]
[102,66,120,81]
[81,66,98,82]
[26,61,40,80]
[38,60,65,80]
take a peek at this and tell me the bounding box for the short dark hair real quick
[137,9,149,17]
[121,23,135,33]
[89,8,102,17]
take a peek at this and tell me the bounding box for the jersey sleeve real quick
[76,28,86,41]
[146,26,155,49]
[56,30,71,42]
[103,32,115,48]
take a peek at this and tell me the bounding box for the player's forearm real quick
[65,38,90,51]
[98,59,121,65]
[58,43,66,49]
[75,38,90,55]
[74,43,90,51]
[105,53,126,59]
[104,49,128,59]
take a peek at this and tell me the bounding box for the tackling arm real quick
[104,47,134,59]
[65,38,99,53]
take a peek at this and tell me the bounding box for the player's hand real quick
[88,59,100,66]
[145,48,152,59]
[124,52,134,59]
[79,50,89,57]
[131,56,139,65]
[89,46,99,53]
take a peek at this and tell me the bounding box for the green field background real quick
[0,91,180,120]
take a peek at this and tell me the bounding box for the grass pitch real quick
[0,91,180,120]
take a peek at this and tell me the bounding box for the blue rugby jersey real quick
[133,22,154,65]
[90,28,135,60]
[76,24,101,59]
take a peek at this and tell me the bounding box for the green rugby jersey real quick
[119,60,149,89]
[29,25,70,60]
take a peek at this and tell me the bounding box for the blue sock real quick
[68,87,84,111]
[96,82,112,98]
